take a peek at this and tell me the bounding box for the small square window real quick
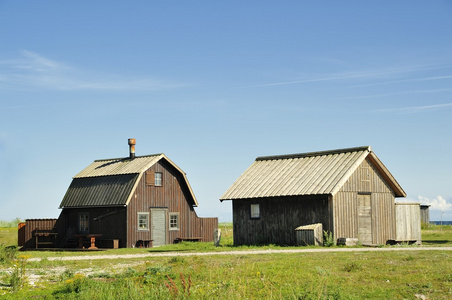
[138,212,149,230]
[169,213,179,230]
[155,172,163,186]
[250,204,260,219]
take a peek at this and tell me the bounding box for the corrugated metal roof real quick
[220,146,375,200]
[60,174,138,208]
[74,154,163,178]
[61,153,199,208]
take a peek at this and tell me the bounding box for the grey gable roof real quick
[74,154,163,178]
[220,146,406,201]
[60,154,199,208]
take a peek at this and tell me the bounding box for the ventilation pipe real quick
[128,138,136,159]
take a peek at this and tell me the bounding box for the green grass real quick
[0,228,17,247]
[421,223,452,246]
[0,222,451,259]
[1,249,452,299]
[1,222,452,298]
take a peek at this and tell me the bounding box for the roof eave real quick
[60,204,127,209]
[367,152,407,197]
[159,154,199,207]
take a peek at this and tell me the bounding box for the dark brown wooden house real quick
[220,146,407,246]
[20,139,217,249]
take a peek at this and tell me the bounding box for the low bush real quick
[0,245,18,264]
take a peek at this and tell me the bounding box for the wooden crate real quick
[295,223,323,246]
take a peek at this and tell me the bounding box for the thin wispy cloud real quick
[0,50,188,91]
[349,75,452,88]
[237,64,448,89]
[376,102,452,114]
[341,88,452,100]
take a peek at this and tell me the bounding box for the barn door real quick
[151,209,167,246]
[358,194,372,245]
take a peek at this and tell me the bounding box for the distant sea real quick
[431,221,452,225]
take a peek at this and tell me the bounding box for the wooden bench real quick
[174,237,202,243]
[34,228,58,249]
[136,240,153,248]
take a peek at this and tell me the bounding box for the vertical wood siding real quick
[334,158,396,245]
[22,219,58,249]
[232,195,330,246]
[127,160,217,247]
[17,222,25,247]
[56,208,127,247]
[420,206,430,224]
[395,203,421,242]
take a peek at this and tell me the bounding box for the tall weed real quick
[323,231,335,247]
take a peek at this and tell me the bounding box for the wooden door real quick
[151,209,167,246]
[358,194,372,245]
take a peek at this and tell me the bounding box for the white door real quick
[151,209,167,246]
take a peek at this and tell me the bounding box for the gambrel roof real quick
[60,154,198,208]
[220,146,406,201]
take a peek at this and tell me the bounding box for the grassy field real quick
[0,228,17,248]
[0,223,451,299]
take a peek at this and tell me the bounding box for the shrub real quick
[323,231,335,247]
[0,245,18,264]
[0,218,23,228]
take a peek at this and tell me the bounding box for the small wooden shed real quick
[420,205,431,224]
[395,203,421,244]
[220,146,407,246]
[18,219,59,249]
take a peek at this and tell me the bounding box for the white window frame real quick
[250,204,260,219]
[138,212,150,231]
[155,172,163,186]
[169,213,179,230]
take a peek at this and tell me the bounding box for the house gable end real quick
[338,157,394,195]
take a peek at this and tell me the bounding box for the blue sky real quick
[0,1,451,222]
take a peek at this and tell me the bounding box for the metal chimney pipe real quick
[128,138,136,159]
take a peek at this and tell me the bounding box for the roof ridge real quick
[256,146,370,161]
[94,153,164,162]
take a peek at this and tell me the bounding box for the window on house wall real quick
[169,213,179,230]
[250,204,260,219]
[138,212,149,230]
[78,213,89,234]
[155,172,163,186]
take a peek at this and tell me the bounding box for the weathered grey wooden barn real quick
[220,146,407,246]
[20,139,217,249]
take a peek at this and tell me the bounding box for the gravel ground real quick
[27,246,452,262]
